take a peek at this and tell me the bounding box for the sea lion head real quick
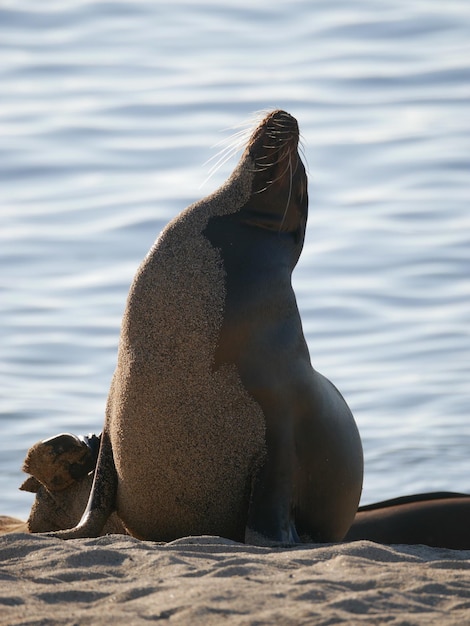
[21,432,100,492]
[240,109,308,242]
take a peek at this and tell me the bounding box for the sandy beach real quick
[1,533,469,625]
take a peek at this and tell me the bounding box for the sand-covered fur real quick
[107,141,266,541]
[21,473,125,535]
[22,433,98,492]
[15,434,125,535]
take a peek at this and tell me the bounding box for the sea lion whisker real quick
[265,131,291,142]
[200,143,244,188]
[208,145,241,172]
[203,145,239,172]
[205,131,248,166]
[210,127,251,148]
[267,149,295,179]
[253,155,285,170]
[278,154,293,234]
[266,126,289,133]
[255,157,285,170]
[200,120,264,187]
[258,149,286,158]
[255,151,293,172]
[253,156,292,194]
[254,183,273,194]
[298,136,310,175]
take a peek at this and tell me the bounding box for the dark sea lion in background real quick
[45,109,363,544]
[346,492,470,549]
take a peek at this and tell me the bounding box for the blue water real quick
[1,1,469,520]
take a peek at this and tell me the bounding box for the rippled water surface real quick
[1,1,470,519]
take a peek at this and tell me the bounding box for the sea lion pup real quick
[19,433,125,535]
[47,109,363,544]
[22,433,100,493]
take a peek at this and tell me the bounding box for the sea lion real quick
[346,492,470,549]
[22,433,100,493]
[19,433,125,535]
[46,109,363,544]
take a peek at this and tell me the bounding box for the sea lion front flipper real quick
[245,428,300,545]
[44,430,117,539]
[246,467,300,545]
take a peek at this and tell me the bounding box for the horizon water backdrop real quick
[1,0,470,520]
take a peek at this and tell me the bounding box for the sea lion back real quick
[109,175,267,541]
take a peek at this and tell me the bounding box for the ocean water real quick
[1,0,469,520]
